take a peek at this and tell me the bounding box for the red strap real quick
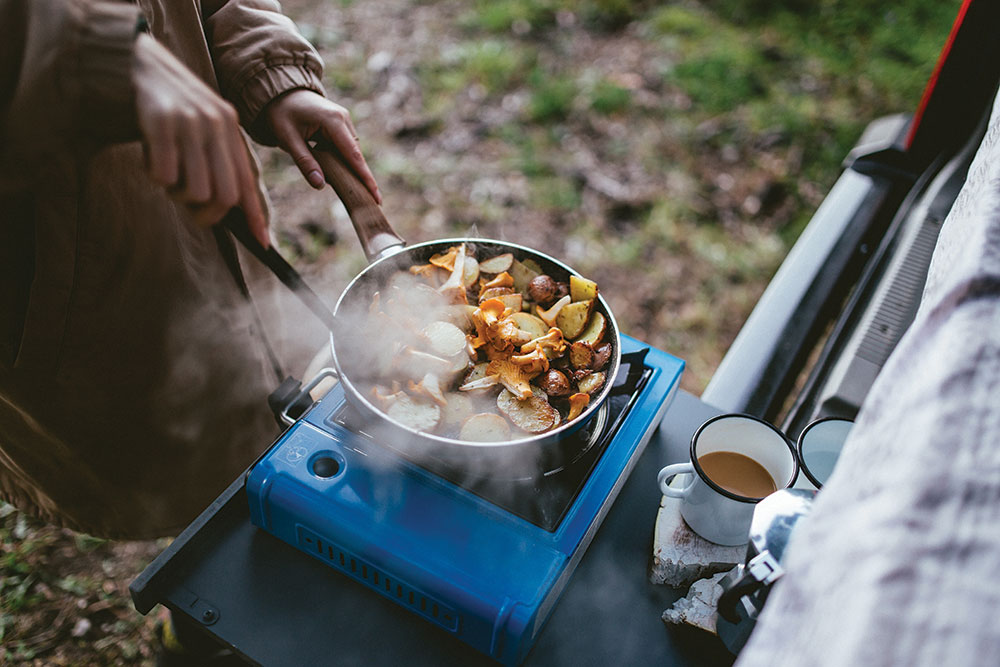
[905,0,974,149]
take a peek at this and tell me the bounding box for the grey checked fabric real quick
[736,91,1000,666]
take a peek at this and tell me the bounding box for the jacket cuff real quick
[235,62,326,146]
[73,2,144,143]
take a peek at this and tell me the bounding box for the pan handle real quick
[311,142,405,263]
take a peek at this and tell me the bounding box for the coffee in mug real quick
[697,451,777,499]
[657,413,797,545]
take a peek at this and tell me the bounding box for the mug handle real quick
[658,462,696,497]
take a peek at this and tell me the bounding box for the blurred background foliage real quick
[273,0,958,391]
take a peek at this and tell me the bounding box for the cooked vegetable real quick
[574,310,606,346]
[408,373,447,406]
[479,290,522,313]
[539,369,572,397]
[569,275,598,303]
[528,274,561,307]
[440,392,474,426]
[509,312,548,339]
[592,343,612,370]
[509,258,540,294]
[569,341,596,369]
[423,321,468,358]
[459,413,512,442]
[395,347,454,379]
[478,253,514,274]
[487,359,536,400]
[536,295,571,327]
[459,374,500,392]
[566,393,591,421]
[521,328,566,359]
[438,244,468,304]
[358,244,613,440]
[577,371,607,395]
[555,299,594,339]
[497,386,560,433]
[387,394,441,431]
[510,347,549,374]
[481,272,514,292]
[463,256,480,288]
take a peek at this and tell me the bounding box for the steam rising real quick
[329,239,596,490]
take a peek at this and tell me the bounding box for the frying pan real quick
[226,145,621,478]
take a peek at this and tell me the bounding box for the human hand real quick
[264,89,382,205]
[132,34,269,247]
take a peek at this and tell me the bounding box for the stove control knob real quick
[312,455,341,478]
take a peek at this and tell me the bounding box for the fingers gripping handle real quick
[311,144,404,263]
[658,462,696,497]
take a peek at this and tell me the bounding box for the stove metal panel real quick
[246,335,683,664]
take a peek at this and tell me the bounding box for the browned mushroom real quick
[566,392,591,421]
[539,369,572,397]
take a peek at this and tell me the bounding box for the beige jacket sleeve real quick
[202,0,326,145]
[0,0,142,188]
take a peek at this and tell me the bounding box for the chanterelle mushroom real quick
[437,244,468,304]
[510,347,549,374]
[566,392,591,421]
[480,271,514,293]
[521,327,566,358]
[536,294,571,328]
[486,359,536,400]
[408,372,447,406]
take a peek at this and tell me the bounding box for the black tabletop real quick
[130,390,733,666]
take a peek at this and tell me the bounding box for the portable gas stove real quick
[245,335,683,664]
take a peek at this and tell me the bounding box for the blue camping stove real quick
[246,336,683,664]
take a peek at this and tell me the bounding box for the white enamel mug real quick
[657,413,798,546]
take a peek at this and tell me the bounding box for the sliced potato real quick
[459,413,512,442]
[387,394,441,431]
[509,258,541,294]
[440,392,474,426]
[423,321,467,358]
[521,258,544,276]
[569,275,598,302]
[569,341,596,369]
[555,299,594,339]
[574,310,606,346]
[577,371,606,395]
[497,386,559,433]
[509,311,548,339]
[478,253,514,274]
